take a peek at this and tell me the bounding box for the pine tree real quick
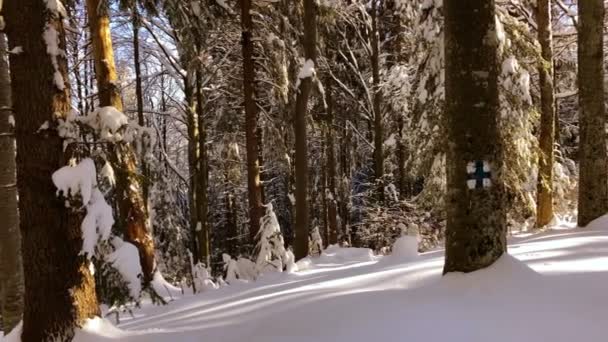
[5,1,100,339]
[239,0,264,246]
[577,0,607,227]
[443,0,506,273]
[294,0,318,260]
[0,32,23,334]
[535,0,555,228]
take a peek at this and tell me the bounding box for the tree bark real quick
[195,69,210,266]
[294,0,318,260]
[86,0,156,284]
[371,0,384,201]
[325,79,339,245]
[5,2,100,340]
[535,0,555,228]
[577,0,607,227]
[132,5,149,203]
[0,32,23,335]
[184,74,200,262]
[443,0,506,274]
[240,0,264,246]
[86,0,122,111]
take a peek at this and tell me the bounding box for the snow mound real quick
[584,214,608,231]
[317,245,377,264]
[75,317,127,339]
[439,253,541,293]
[391,236,419,259]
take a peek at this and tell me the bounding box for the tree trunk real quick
[371,0,384,201]
[577,0,607,227]
[443,0,506,274]
[184,73,200,262]
[132,5,149,203]
[86,0,156,284]
[0,32,23,335]
[86,0,122,111]
[535,0,555,228]
[294,0,318,260]
[195,69,210,266]
[5,2,100,340]
[240,0,264,247]
[325,79,339,245]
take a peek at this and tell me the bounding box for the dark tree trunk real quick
[132,5,149,203]
[184,74,200,262]
[443,0,506,274]
[293,0,318,260]
[371,0,384,201]
[535,0,555,228]
[5,2,100,340]
[325,79,339,245]
[0,33,23,334]
[577,0,607,227]
[240,0,264,246]
[195,69,210,266]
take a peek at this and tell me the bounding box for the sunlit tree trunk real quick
[86,0,156,284]
[443,0,506,273]
[577,0,607,227]
[5,2,99,339]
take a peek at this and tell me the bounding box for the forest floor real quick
[6,215,608,341]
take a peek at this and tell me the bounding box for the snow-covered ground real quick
[6,215,608,342]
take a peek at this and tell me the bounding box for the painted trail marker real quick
[467,160,491,189]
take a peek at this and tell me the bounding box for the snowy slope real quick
[6,216,608,342]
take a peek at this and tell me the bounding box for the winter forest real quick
[1,0,608,340]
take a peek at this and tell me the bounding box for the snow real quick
[52,158,97,205]
[42,25,65,91]
[85,106,129,141]
[81,188,114,257]
[8,46,22,55]
[107,239,143,298]
[295,59,315,89]
[6,216,608,341]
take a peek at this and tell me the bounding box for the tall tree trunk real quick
[184,73,200,262]
[535,0,555,228]
[577,0,607,227]
[371,0,384,201]
[132,5,149,202]
[325,79,339,245]
[86,0,156,284]
[195,69,210,266]
[240,0,264,246]
[294,0,318,260]
[5,2,99,340]
[443,0,506,274]
[0,32,23,335]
